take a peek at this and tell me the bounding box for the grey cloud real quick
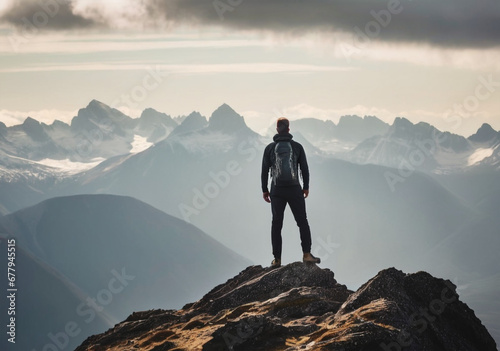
[148,0,500,48]
[2,0,500,48]
[0,0,95,30]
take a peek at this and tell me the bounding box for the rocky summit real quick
[75,263,497,351]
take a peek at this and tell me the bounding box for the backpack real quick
[271,141,299,186]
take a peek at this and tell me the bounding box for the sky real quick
[0,0,499,136]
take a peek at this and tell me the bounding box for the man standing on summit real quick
[261,117,321,267]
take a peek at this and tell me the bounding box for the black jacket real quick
[261,133,309,193]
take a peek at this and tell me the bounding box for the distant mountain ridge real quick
[0,100,179,165]
[208,103,257,136]
[0,194,251,351]
[0,239,113,351]
[2,100,498,178]
[469,123,500,144]
[137,108,178,142]
[267,115,391,153]
[70,99,135,136]
[168,111,207,137]
[346,117,500,171]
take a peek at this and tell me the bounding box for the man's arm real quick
[297,144,310,191]
[261,145,272,202]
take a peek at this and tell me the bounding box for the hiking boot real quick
[271,258,281,268]
[303,253,321,264]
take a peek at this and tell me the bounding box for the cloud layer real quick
[1,0,500,48]
[1,0,94,29]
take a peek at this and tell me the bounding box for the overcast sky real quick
[1,0,499,135]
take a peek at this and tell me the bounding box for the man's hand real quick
[263,192,271,203]
[303,189,309,198]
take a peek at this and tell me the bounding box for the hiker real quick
[261,117,321,267]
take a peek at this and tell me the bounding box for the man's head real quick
[276,117,290,134]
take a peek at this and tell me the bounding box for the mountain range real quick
[1,101,498,186]
[0,100,499,347]
[0,100,177,178]
[348,117,500,172]
[0,194,251,351]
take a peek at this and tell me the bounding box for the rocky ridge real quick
[75,263,496,351]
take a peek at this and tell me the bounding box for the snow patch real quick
[36,158,105,174]
[131,135,153,153]
[468,148,494,166]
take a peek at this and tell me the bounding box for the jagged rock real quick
[75,264,497,351]
[168,112,208,138]
[468,123,499,144]
[208,104,247,134]
[318,268,496,350]
[189,263,348,315]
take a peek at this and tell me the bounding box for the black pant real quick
[270,185,312,259]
